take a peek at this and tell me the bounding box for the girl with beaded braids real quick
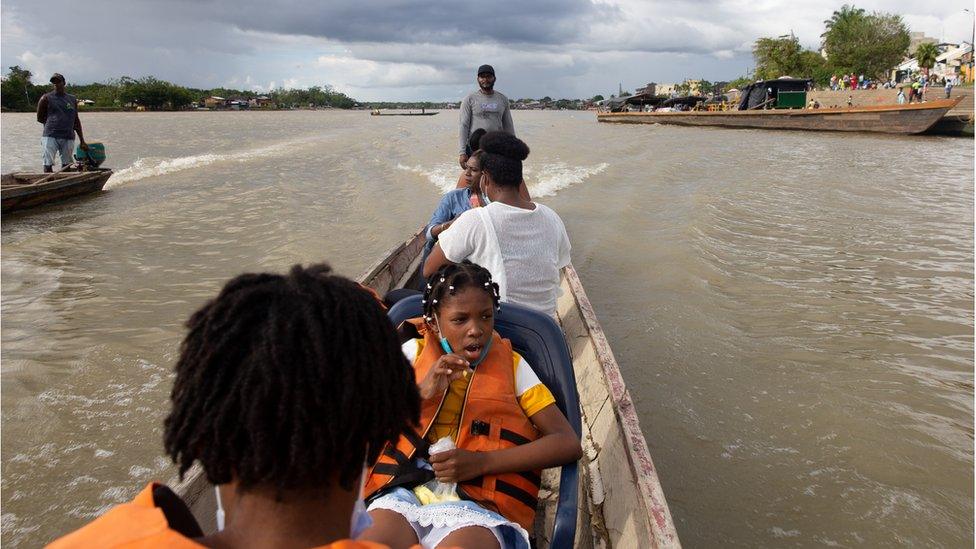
[359,261,582,549]
[50,264,418,549]
[424,131,570,318]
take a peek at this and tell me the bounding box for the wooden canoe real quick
[1,169,112,214]
[597,97,962,135]
[170,228,680,548]
[370,111,439,116]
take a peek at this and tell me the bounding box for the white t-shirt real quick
[438,201,571,317]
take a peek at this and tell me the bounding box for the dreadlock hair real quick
[421,261,501,324]
[468,128,488,154]
[163,263,420,494]
[479,131,529,187]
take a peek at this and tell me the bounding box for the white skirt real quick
[368,487,530,549]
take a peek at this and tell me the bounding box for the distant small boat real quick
[370,110,438,116]
[1,169,113,214]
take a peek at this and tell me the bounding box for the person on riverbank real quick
[458,65,514,169]
[911,79,922,103]
[36,73,88,173]
[897,87,906,104]
[424,132,571,319]
[48,264,421,549]
[359,261,581,549]
[945,78,954,99]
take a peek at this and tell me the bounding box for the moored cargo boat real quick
[1,169,113,214]
[170,228,680,548]
[598,98,961,135]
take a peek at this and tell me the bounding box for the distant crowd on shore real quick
[829,72,959,103]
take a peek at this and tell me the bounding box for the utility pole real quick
[966,9,975,82]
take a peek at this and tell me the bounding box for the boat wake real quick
[106,140,300,189]
[528,162,608,197]
[397,161,608,197]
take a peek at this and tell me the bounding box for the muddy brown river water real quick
[2,111,972,546]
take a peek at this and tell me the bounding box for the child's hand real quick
[419,354,470,400]
[430,448,484,482]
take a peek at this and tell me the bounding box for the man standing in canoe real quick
[36,73,88,172]
[458,64,514,169]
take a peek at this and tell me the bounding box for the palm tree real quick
[821,5,866,43]
[914,42,940,76]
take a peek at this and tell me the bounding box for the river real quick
[1,111,972,547]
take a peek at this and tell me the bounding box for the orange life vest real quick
[364,319,542,531]
[47,482,390,549]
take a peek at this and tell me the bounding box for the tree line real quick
[735,5,912,88]
[0,67,358,112]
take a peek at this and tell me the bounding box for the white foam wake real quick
[525,162,608,197]
[106,140,298,188]
[397,161,609,197]
[396,162,460,193]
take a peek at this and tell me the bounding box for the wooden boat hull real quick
[598,98,961,135]
[170,228,680,548]
[1,169,113,214]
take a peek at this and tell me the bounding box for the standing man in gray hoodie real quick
[458,64,514,169]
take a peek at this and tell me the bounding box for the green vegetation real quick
[819,5,909,78]
[725,76,754,91]
[0,66,45,111]
[727,5,911,89]
[913,42,939,74]
[0,67,358,112]
[752,36,829,85]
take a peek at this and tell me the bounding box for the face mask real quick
[214,486,226,532]
[480,180,492,205]
[434,314,493,368]
[349,462,373,538]
[434,314,454,354]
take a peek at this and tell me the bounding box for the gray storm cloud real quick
[1,0,970,100]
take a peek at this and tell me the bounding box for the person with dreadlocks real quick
[49,264,420,549]
[424,131,570,318]
[359,261,581,549]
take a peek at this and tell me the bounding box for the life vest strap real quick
[383,446,411,466]
[403,429,430,458]
[494,480,538,509]
[499,428,531,446]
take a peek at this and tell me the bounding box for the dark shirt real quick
[42,92,78,139]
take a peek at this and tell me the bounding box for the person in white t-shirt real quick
[423,131,571,317]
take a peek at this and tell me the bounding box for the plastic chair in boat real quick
[387,295,581,547]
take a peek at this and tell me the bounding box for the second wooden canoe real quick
[1,169,113,214]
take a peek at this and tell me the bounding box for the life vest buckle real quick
[470,420,490,436]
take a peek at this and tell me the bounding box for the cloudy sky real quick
[1,0,971,101]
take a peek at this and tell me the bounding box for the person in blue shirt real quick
[422,149,485,271]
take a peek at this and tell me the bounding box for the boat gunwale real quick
[1,170,112,199]
[596,97,960,118]
[561,264,680,548]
